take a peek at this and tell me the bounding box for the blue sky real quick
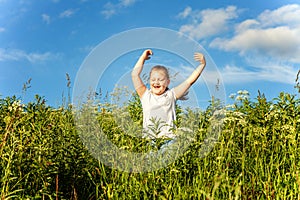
[0,0,299,109]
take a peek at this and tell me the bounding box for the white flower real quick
[237,90,243,95]
[225,104,235,109]
[229,93,236,99]
[235,96,243,101]
[242,90,249,96]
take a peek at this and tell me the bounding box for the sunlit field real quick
[1,74,299,199]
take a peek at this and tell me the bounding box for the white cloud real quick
[120,0,137,7]
[235,19,259,33]
[101,3,116,19]
[26,52,54,63]
[0,48,59,63]
[220,63,297,85]
[79,45,96,53]
[258,4,300,28]
[101,0,138,19]
[179,6,239,40]
[42,14,51,24]
[210,4,300,63]
[59,9,77,18]
[177,6,192,19]
[211,26,300,62]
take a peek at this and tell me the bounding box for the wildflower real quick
[242,90,249,96]
[229,93,236,99]
[225,104,235,109]
[233,111,245,118]
[8,100,24,112]
[237,90,243,95]
[235,96,243,101]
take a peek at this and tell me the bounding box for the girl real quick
[131,49,206,139]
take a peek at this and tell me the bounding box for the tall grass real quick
[0,79,299,199]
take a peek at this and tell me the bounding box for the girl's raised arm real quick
[174,52,206,99]
[131,49,153,98]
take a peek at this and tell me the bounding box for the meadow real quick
[0,74,299,199]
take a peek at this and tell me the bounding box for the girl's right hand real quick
[142,49,153,60]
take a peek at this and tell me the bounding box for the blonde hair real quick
[150,65,170,80]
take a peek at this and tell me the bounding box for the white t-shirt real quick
[140,88,177,139]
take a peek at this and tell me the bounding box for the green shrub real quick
[0,86,299,199]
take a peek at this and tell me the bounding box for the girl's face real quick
[150,69,170,95]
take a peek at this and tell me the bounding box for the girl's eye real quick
[151,78,164,82]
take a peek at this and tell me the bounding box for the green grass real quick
[0,85,299,199]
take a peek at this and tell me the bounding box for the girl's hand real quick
[194,52,206,65]
[141,49,153,60]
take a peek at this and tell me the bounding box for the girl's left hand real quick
[194,52,205,64]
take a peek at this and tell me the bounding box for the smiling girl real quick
[131,49,206,139]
